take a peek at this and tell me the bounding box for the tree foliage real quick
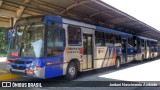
[0,27,8,55]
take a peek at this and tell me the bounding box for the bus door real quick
[83,34,93,69]
[144,40,147,59]
[147,41,151,58]
[122,38,127,63]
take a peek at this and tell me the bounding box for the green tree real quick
[0,27,8,56]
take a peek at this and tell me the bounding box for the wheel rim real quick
[69,66,76,76]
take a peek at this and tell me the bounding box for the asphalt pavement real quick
[1,57,160,90]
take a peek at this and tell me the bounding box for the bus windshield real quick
[9,24,44,58]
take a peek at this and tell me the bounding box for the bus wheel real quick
[115,57,121,69]
[65,62,78,80]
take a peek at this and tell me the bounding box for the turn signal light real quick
[36,66,41,71]
[80,48,83,54]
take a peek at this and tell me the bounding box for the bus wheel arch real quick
[65,59,80,80]
[68,59,80,71]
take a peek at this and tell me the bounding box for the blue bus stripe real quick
[96,26,132,36]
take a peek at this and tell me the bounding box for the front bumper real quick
[6,64,45,79]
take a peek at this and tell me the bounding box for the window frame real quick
[46,25,66,57]
[104,32,111,44]
[9,23,45,58]
[114,34,121,43]
[68,25,82,46]
[95,31,105,46]
[128,37,134,47]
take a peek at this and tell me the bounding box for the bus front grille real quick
[12,65,26,70]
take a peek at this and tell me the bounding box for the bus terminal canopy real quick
[1,0,160,40]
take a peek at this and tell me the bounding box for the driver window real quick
[47,26,65,56]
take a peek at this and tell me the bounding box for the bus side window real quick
[128,37,134,47]
[105,33,111,46]
[68,25,81,45]
[95,31,105,46]
[47,27,65,56]
[141,39,145,47]
[110,34,116,44]
[137,39,141,47]
[114,34,121,46]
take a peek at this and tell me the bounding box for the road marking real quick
[0,74,21,80]
[0,70,8,73]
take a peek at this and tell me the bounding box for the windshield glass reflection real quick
[9,24,44,58]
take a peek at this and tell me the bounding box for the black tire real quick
[65,62,78,80]
[115,57,121,69]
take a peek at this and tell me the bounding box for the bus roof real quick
[137,36,157,42]
[44,15,133,36]
[96,26,133,36]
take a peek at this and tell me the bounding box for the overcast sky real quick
[101,0,160,31]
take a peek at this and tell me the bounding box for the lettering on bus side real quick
[68,48,82,54]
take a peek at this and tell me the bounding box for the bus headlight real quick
[26,70,34,75]
[29,66,35,70]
